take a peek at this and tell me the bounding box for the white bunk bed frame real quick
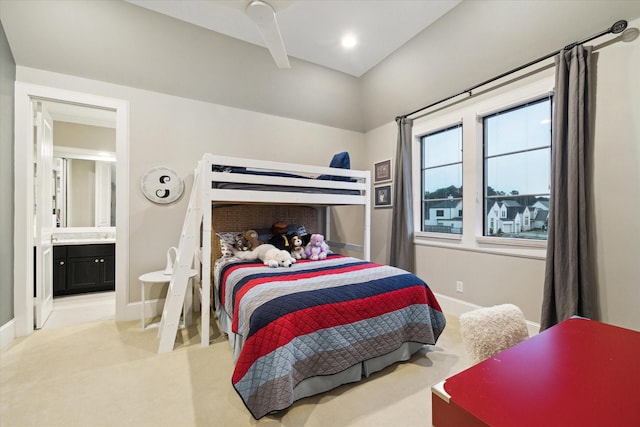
[157,154,371,353]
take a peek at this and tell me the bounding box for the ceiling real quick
[125,0,461,77]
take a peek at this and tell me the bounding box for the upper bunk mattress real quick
[211,165,361,195]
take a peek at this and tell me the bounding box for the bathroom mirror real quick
[53,150,116,228]
[45,101,117,229]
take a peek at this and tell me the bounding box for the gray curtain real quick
[390,117,415,272]
[540,45,596,331]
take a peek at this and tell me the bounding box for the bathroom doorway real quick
[14,83,129,337]
[45,100,117,328]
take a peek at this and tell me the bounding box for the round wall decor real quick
[140,167,184,204]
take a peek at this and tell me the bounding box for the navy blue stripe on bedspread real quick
[246,272,424,340]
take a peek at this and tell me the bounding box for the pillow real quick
[255,227,273,243]
[216,231,243,257]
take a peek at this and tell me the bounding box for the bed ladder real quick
[157,167,203,354]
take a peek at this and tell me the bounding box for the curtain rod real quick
[398,19,628,120]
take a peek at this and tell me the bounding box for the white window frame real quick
[412,73,554,260]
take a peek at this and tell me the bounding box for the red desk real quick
[432,318,640,427]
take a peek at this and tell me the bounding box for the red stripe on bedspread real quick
[220,262,264,306]
[231,262,381,333]
[232,284,428,382]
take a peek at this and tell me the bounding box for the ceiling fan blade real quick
[246,0,290,69]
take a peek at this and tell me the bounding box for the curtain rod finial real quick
[611,20,628,34]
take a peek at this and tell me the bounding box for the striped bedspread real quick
[217,254,446,419]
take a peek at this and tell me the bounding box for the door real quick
[34,101,54,329]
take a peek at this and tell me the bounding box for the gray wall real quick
[0,20,15,325]
[0,0,363,132]
[360,0,640,131]
[3,1,640,134]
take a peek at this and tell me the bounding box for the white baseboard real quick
[435,293,540,337]
[434,293,482,318]
[117,299,166,323]
[0,319,16,351]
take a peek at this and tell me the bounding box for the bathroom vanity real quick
[52,229,116,296]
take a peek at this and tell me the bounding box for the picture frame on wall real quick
[374,184,392,208]
[374,159,392,183]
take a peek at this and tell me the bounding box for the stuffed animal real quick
[234,243,296,268]
[268,221,292,251]
[233,233,250,251]
[269,249,296,268]
[290,235,307,260]
[244,229,262,250]
[305,234,329,261]
[296,225,311,245]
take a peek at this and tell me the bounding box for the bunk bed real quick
[190,154,446,419]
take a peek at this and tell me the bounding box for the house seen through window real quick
[483,97,551,240]
[421,124,463,234]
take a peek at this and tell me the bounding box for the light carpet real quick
[1,313,468,427]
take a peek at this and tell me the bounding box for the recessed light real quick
[341,35,357,49]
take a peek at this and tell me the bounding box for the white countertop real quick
[51,228,116,246]
[53,238,115,246]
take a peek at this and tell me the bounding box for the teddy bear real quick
[290,235,307,260]
[305,234,329,261]
[244,229,262,250]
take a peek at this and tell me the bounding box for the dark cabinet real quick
[53,244,115,296]
[53,246,67,295]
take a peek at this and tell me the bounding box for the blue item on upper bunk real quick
[317,151,356,182]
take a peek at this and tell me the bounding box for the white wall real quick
[365,16,640,331]
[16,66,366,309]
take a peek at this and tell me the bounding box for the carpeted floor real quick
[1,313,468,427]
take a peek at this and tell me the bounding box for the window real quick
[421,124,463,234]
[483,97,551,240]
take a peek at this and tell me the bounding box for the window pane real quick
[485,98,551,157]
[421,124,463,235]
[423,164,462,199]
[485,148,550,196]
[484,97,551,241]
[423,125,462,168]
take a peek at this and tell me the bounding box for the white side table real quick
[138,269,199,330]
